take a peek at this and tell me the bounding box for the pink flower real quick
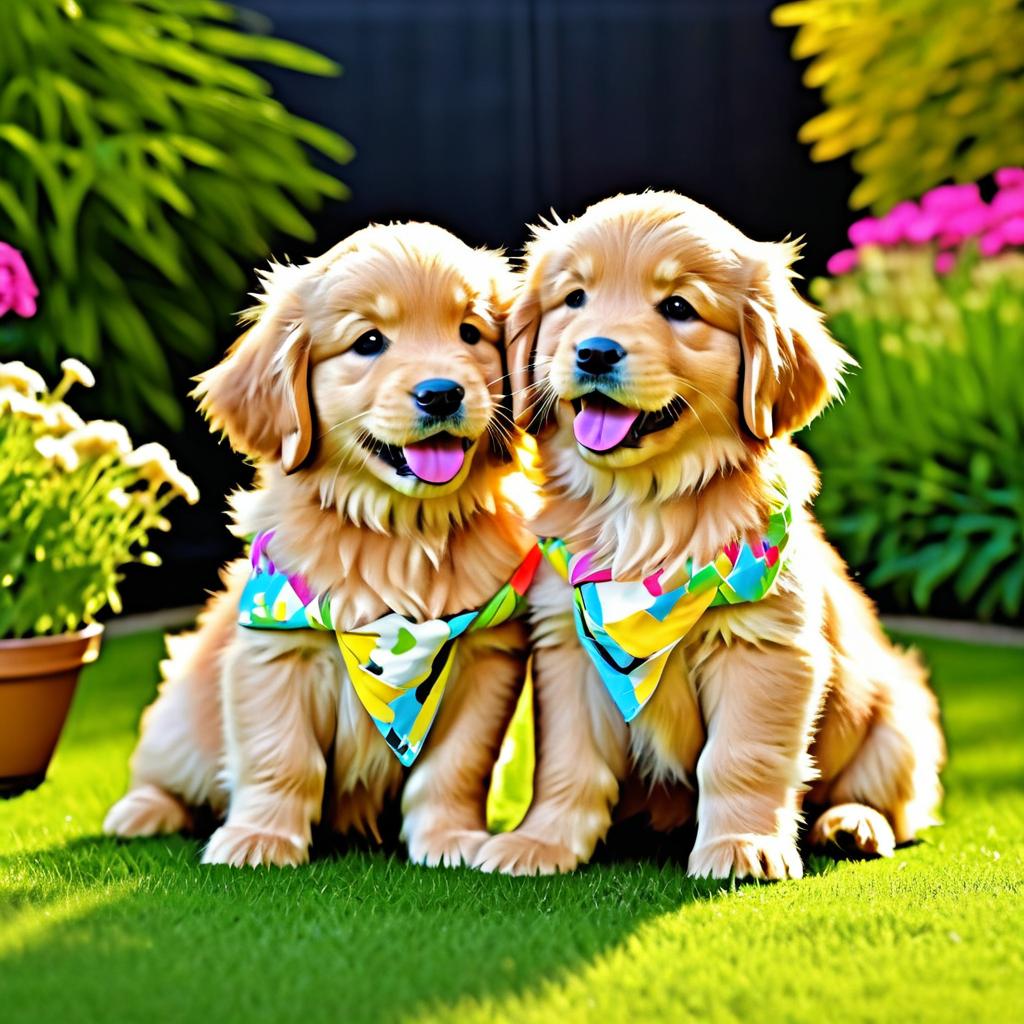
[942,206,993,244]
[838,173,1023,272]
[994,167,1024,189]
[827,248,859,275]
[0,243,38,319]
[1001,215,1024,246]
[849,202,925,248]
[875,201,919,244]
[979,229,1007,257]
[848,217,883,247]
[992,186,1024,219]
[905,211,942,244]
[921,183,982,213]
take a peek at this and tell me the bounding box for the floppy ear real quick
[738,247,853,439]
[506,274,549,434]
[193,267,315,473]
[485,255,518,462]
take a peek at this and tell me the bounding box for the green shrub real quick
[806,247,1024,620]
[0,0,352,429]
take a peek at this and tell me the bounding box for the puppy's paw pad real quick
[406,828,490,869]
[202,825,308,868]
[810,804,895,858]
[689,834,803,881]
[473,832,580,876]
[103,785,190,838]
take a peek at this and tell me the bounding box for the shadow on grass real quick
[0,830,746,1024]
[1,808,871,1024]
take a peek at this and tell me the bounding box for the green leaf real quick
[0,180,33,238]
[142,385,185,430]
[954,527,1018,602]
[192,28,340,77]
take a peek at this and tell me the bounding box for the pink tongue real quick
[574,402,640,452]
[403,436,466,484]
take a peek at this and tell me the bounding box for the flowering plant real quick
[0,242,38,319]
[827,168,1024,276]
[0,358,198,639]
[805,170,1024,620]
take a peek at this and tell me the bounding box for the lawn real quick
[1,629,1022,1024]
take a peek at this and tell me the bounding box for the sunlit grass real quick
[1,629,1021,1023]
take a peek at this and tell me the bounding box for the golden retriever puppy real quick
[474,192,945,878]
[104,223,540,868]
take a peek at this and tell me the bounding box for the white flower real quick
[48,402,86,435]
[0,361,46,396]
[166,462,200,505]
[107,487,131,511]
[66,420,132,459]
[0,387,87,435]
[126,441,172,476]
[59,358,95,389]
[127,443,199,504]
[2,387,50,422]
[35,435,81,472]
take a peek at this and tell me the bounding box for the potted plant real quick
[0,247,198,796]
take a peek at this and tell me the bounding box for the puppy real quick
[474,192,944,878]
[105,223,539,868]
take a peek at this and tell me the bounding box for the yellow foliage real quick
[773,0,1024,212]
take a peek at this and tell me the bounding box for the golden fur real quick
[105,223,536,868]
[473,192,945,878]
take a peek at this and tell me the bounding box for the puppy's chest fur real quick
[234,497,533,776]
[533,502,812,789]
[238,483,533,625]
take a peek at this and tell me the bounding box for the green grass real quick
[1,629,1022,1024]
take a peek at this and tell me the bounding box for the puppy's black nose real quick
[576,337,625,377]
[413,378,465,419]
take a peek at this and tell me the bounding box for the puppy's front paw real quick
[473,832,580,876]
[810,803,896,858]
[406,827,490,869]
[104,784,190,838]
[202,824,308,868]
[688,834,803,881]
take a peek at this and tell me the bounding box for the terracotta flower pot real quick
[0,623,103,797]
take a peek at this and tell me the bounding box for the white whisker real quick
[319,409,373,440]
[673,374,743,443]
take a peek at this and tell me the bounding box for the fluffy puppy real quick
[474,192,945,878]
[105,223,537,868]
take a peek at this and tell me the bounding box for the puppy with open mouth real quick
[104,223,540,868]
[473,192,945,878]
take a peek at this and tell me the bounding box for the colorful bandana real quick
[540,500,792,723]
[238,531,541,766]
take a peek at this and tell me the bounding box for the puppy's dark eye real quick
[459,323,481,345]
[565,289,587,309]
[352,330,387,356]
[658,295,698,322]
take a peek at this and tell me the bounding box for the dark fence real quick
[241,0,854,261]
[121,0,857,613]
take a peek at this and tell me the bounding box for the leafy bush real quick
[805,172,1024,620]
[0,356,198,638]
[773,0,1024,213]
[0,0,351,429]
